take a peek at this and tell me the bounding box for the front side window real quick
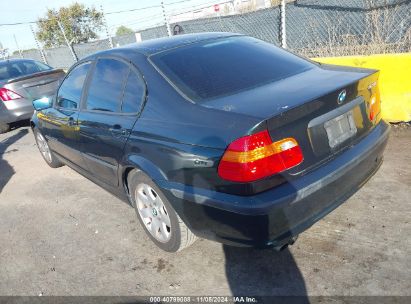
[86,58,129,112]
[56,62,91,110]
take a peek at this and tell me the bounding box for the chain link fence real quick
[286,0,411,57]
[5,0,411,68]
[171,8,281,45]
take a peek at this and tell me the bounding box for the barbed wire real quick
[108,14,165,30]
[165,0,200,5]
[2,0,410,65]
[105,4,163,16]
[167,0,232,15]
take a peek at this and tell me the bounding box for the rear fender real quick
[121,155,168,192]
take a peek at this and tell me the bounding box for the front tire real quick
[33,128,63,168]
[128,170,197,252]
[0,122,10,134]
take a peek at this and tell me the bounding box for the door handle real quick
[121,129,130,136]
[109,125,130,137]
[68,117,76,126]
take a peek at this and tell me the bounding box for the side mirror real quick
[33,97,52,111]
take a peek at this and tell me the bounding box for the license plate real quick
[324,110,357,148]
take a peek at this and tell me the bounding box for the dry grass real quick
[293,3,411,58]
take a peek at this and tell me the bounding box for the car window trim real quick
[78,59,97,112]
[80,55,147,117]
[54,60,93,112]
[120,68,147,114]
[148,54,195,104]
[118,66,130,113]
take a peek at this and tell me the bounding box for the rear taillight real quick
[369,83,381,122]
[218,130,304,182]
[0,88,22,101]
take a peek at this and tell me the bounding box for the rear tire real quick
[33,128,63,168]
[128,170,197,252]
[0,123,10,134]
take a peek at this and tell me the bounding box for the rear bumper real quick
[159,121,390,247]
[0,98,34,124]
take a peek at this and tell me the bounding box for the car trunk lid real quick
[5,69,65,100]
[202,64,381,175]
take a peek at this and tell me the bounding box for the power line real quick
[109,0,232,31]
[109,13,164,29]
[0,0,229,27]
[165,0,197,6]
[0,4,163,26]
[0,21,37,26]
[105,5,162,15]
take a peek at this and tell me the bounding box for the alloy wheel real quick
[36,132,52,163]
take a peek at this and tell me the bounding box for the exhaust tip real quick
[272,235,299,252]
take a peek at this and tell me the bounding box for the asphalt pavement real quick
[0,123,410,297]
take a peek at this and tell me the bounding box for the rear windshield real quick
[150,36,314,102]
[0,60,52,81]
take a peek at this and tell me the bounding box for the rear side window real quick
[0,60,52,81]
[121,71,145,113]
[151,36,314,102]
[20,61,51,74]
[86,58,129,112]
[56,62,90,110]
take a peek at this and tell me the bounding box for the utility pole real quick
[57,20,78,62]
[280,0,287,48]
[13,35,23,58]
[101,5,114,48]
[30,25,48,64]
[161,1,172,37]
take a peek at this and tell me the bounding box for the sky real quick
[0,0,217,52]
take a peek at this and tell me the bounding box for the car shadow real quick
[223,246,308,299]
[8,119,31,132]
[0,128,28,193]
[180,136,308,299]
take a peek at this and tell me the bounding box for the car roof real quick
[84,32,243,60]
[131,32,242,55]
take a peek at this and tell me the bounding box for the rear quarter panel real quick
[120,53,286,195]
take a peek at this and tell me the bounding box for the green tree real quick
[116,26,134,36]
[36,2,103,48]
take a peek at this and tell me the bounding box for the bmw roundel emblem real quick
[338,90,347,104]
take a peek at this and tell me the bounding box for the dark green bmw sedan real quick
[31,33,389,252]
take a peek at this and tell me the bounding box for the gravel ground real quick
[0,123,410,297]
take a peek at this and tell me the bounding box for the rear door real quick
[40,61,91,169]
[78,57,146,187]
